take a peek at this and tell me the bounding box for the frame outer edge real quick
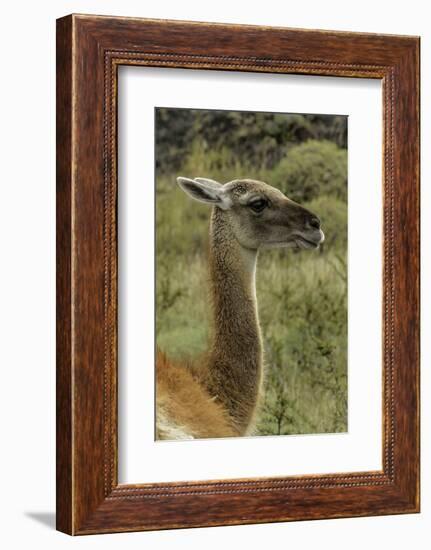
[56,14,74,535]
[393,38,420,510]
[57,14,421,534]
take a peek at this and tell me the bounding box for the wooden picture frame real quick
[56,14,420,535]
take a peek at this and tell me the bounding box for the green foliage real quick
[155,108,348,436]
[156,108,347,175]
[256,252,347,435]
[271,140,347,203]
[155,108,196,176]
[306,195,348,251]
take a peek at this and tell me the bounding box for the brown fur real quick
[156,350,236,439]
[156,178,324,440]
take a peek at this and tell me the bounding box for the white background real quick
[0,1,428,548]
[118,68,382,483]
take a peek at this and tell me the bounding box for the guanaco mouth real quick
[294,235,321,249]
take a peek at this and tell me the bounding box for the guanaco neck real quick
[206,207,263,435]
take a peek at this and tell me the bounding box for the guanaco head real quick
[177,177,325,251]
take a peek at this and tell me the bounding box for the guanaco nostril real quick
[309,216,321,229]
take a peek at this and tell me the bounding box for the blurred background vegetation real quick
[155,108,348,436]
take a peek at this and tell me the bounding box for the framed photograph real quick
[56,14,420,534]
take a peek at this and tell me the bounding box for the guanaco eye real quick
[249,199,268,213]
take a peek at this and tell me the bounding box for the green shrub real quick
[305,195,347,252]
[156,109,347,175]
[271,140,347,203]
[256,248,347,435]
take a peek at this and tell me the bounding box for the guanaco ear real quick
[176,177,232,210]
[194,177,221,187]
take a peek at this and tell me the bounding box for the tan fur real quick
[156,178,324,440]
[156,350,236,439]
